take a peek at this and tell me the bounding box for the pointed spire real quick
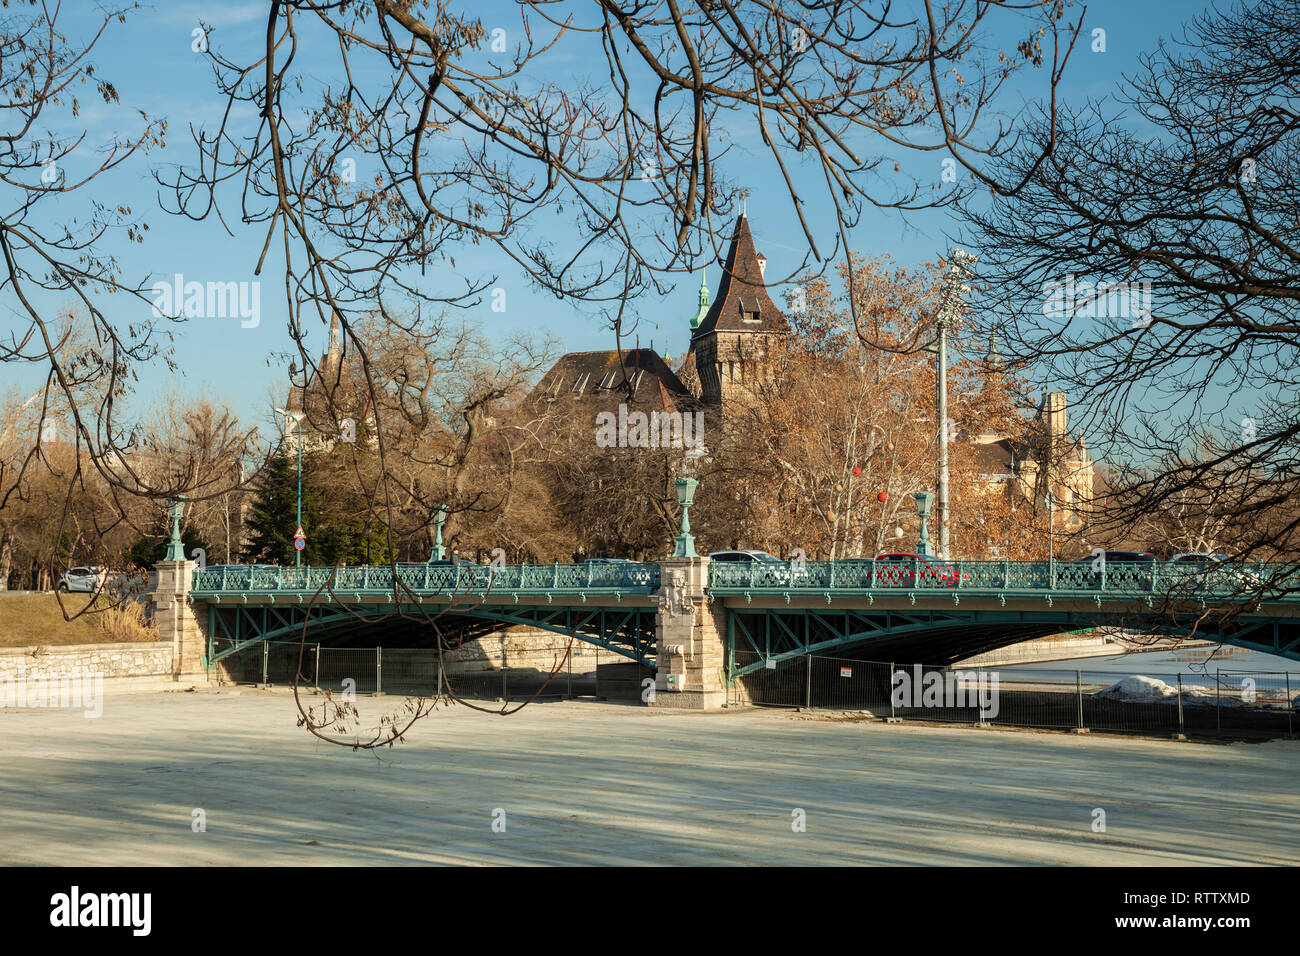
[690,270,710,330]
[327,312,341,357]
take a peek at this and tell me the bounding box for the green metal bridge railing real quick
[707,559,1300,602]
[190,562,661,598]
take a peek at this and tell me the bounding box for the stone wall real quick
[0,642,175,681]
[441,629,606,675]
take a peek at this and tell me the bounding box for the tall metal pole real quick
[937,315,950,560]
[1047,492,1056,588]
[933,249,975,561]
[295,419,303,568]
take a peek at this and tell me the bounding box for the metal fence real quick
[211,639,597,702]
[729,650,1297,740]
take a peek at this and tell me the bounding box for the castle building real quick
[529,211,1098,539]
[968,388,1096,530]
[527,347,699,423]
[682,213,790,407]
[530,212,789,429]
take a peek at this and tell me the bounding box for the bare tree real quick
[959,0,1300,615]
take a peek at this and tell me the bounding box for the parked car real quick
[583,557,636,564]
[708,550,808,585]
[873,553,963,588]
[1087,550,1156,589]
[57,566,106,594]
[709,550,785,564]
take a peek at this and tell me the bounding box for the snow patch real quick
[1096,675,1177,700]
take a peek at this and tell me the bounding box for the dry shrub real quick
[96,602,157,643]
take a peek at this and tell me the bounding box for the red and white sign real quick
[840,667,852,678]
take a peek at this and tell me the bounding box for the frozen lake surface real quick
[0,688,1296,865]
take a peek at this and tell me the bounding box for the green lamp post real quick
[914,491,934,556]
[430,506,448,561]
[673,477,699,558]
[164,496,187,561]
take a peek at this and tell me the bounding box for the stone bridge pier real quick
[152,557,206,677]
[652,556,728,709]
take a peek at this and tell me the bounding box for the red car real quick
[873,553,963,588]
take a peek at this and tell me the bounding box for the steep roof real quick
[690,214,790,341]
[528,348,700,414]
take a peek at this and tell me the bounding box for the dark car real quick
[873,552,963,589]
[1088,550,1156,589]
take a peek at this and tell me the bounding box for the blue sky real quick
[6,0,1194,434]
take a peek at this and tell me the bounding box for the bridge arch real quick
[202,601,658,669]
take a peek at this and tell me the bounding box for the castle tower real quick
[688,214,790,407]
[689,271,710,331]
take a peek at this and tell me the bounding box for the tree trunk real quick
[0,532,10,591]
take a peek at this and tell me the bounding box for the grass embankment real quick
[0,594,157,647]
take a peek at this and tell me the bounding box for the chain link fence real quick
[729,650,1297,740]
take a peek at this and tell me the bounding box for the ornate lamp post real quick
[164,496,187,561]
[914,491,935,556]
[673,477,699,558]
[430,505,448,561]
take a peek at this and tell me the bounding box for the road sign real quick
[294,526,305,540]
[294,538,305,551]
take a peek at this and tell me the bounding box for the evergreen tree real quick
[244,448,392,566]
[243,450,303,564]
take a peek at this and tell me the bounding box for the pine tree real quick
[244,448,392,566]
[243,451,302,564]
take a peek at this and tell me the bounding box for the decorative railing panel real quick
[191,562,660,596]
[709,559,1300,602]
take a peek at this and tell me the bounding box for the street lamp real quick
[673,477,699,558]
[274,407,306,567]
[927,248,977,560]
[164,496,187,561]
[430,505,448,561]
[914,491,935,556]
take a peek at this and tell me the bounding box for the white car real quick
[57,566,107,594]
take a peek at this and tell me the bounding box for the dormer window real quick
[738,297,760,323]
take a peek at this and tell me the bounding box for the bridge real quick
[149,554,1300,708]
